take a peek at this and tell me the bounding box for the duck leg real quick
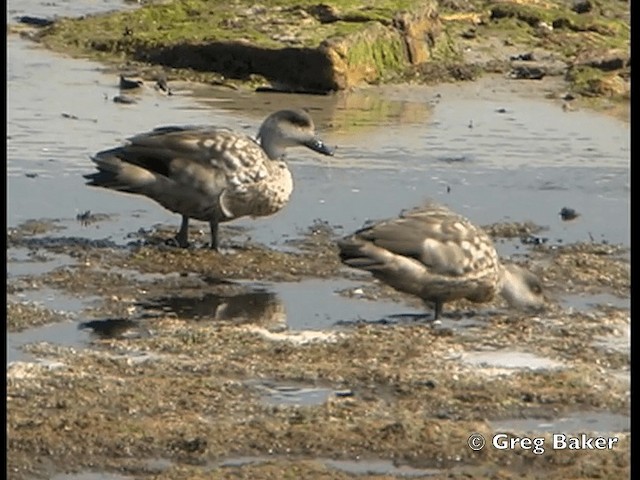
[433,301,444,321]
[175,215,190,248]
[209,220,219,251]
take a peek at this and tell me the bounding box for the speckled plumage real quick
[84,109,333,250]
[338,202,544,319]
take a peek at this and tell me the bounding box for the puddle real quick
[8,0,139,20]
[247,380,337,406]
[139,288,286,330]
[323,459,441,477]
[7,248,77,277]
[138,279,430,331]
[7,320,93,364]
[214,456,442,477]
[383,314,486,331]
[98,266,182,284]
[139,457,174,472]
[273,279,425,330]
[592,325,630,355]
[491,411,630,434]
[218,456,268,468]
[460,350,564,372]
[561,292,630,312]
[50,473,133,480]
[8,287,101,315]
[7,288,115,365]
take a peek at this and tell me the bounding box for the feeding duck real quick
[338,202,544,320]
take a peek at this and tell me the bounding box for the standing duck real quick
[85,109,334,250]
[338,202,544,319]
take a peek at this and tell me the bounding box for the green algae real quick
[566,64,629,98]
[41,0,428,52]
[19,0,629,99]
[32,0,439,90]
[342,24,407,82]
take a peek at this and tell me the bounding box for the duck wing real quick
[355,203,495,277]
[93,126,263,177]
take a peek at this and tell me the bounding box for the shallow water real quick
[216,455,442,476]
[7,34,629,249]
[7,12,630,360]
[7,320,91,363]
[491,411,630,435]
[247,379,337,407]
[460,350,564,371]
[9,287,101,314]
[7,0,138,20]
[560,292,630,312]
[323,459,442,477]
[50,474,132,480]
[7,249,77,277]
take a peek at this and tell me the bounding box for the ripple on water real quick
[49,473,134,480]
[246,379,337,407]
[8,287,101,315]
[214,456,443,477]
[7,249,77,277]
[560,292,630,312]
[136,278,428,331]
[592,325,630,355]
[491,411,630,435]
[323,459,442,477]
[459,350,564,373]
[7,320,91,364]
[7,31,630,252]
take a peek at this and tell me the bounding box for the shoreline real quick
[9,0,630,122]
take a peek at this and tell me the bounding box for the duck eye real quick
[531,283,542,295]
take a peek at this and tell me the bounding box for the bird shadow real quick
[78,318,145,340]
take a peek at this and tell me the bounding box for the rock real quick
[393,4,441,64]
[572,0,593,14]
[17,15,54,27]
[560,207,580,221]
[510,52,535,61]
[320,6,443,87]
[113,95,137,104]
[574,49,630,71]
[306,4,341,23]
[509,65,546,80]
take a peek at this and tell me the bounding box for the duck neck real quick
[496,264,511,301]
[260,140,286,160]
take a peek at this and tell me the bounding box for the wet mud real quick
[7,219,630,479]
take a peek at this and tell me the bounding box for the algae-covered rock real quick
[15,0,630,100]
[34,0,442,91]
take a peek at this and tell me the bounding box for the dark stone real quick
[509,66,546,80]
[559,207,580,221]
[552,17,573,29]
[510,52,535,61]
[113,95,137,104]
[461,28,477,39]
[572,0,593,14]
[17,15,54,27]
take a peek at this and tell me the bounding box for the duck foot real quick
[164,237,190,249]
